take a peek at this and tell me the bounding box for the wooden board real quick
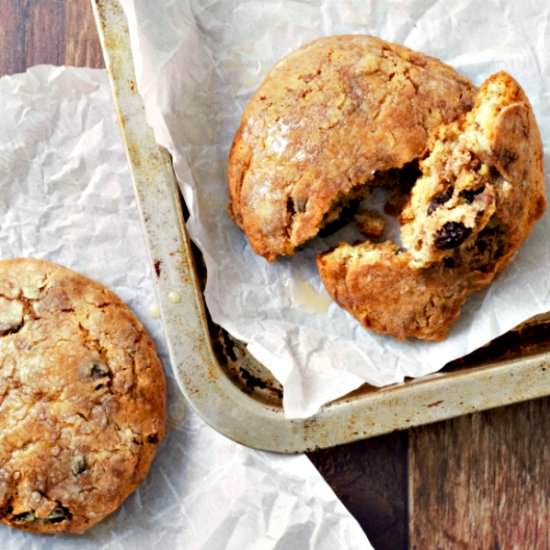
[1,2,548,548]
[410,398,549,549]
[309,432,408,549]
[0,0,102,73]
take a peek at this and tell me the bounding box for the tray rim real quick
[92,0,550,453]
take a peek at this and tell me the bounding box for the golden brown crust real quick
[318,72,546,341]
[228,35,476,261]
[317,241,489,340]
[0,258,166,534]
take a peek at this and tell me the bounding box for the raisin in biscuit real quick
[228,35,475,261]
[318,72,546,340]
[401,71,545,269]
[0,259,166,534]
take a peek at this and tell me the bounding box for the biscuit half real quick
[318,72,546,340]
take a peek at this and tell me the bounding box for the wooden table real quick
[1,2,548,548]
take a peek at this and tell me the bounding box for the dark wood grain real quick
[309,432,408,550]
[0,0,30,74]
[24,0,65,67]
[64,0,104,68]
[410,397,550,549]
[0,0,103,75]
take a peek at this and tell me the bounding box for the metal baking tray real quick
[92,0,550,453]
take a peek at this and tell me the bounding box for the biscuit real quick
[228,35,476,261]
[0,259,166,533]
[318,72,546,340]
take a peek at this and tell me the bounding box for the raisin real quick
[45,505,72,524]
[434,222,472,250]
[147,433,159,444]
[476,238,487,253]
[286,196,295,218]
[0,503,13,517]
[12,511,36,523]
[468,220,509,271]
[459,186,485,203]
[427,186,454,215]
[71,456,88,475]
[498,149,518,168]
[443,256,457,268]
[91,363,109,379]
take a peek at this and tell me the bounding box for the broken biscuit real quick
[318,73,546,340]
[228,35,475,261]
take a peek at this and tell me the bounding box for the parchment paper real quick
[0,66,370,550]
[120,0,550,418]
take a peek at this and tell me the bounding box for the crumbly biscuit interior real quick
[316,71,546,340]
[325,72,537,274]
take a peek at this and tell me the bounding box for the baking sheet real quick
[119,0,550,418]
[0,65,370,549]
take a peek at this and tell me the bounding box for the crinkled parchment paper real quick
[0,66,370,550]
[120,0,550,418]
